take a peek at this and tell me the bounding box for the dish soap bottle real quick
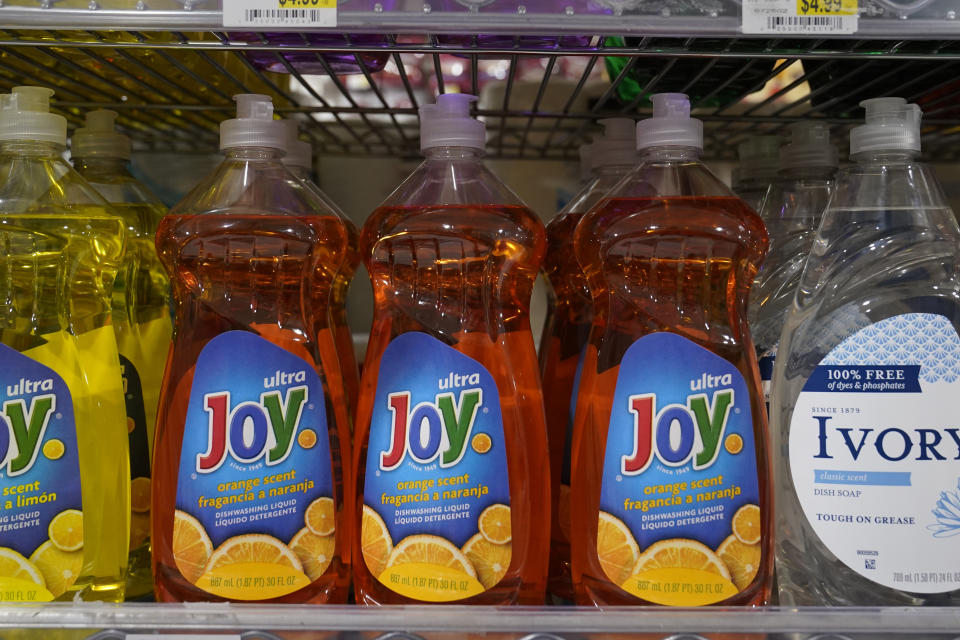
[773,98,960,605]
[354,94,549,605]
[750,122,837,413]
[153,94,352,603]
[732,135,781,212]
[0,86,130,602]
[541,117,636,603]
[72,109,173,600]
[570,93,771,607]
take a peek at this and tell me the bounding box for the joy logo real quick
[196,386,308,473]
[0,395,56,477]
[380,389,483,471]
[621,390,734,475]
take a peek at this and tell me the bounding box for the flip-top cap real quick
[72,109,131,159]
[781,122,837,169]
[281,119,312,171]
[419,93,485,151]
[636,93,702,151]
[0,86,67,145]
[850,97,921,155]
[591,117,637,170]
[738,135,781,173]
[220,94,286,151]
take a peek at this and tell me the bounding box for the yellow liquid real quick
[0,212,129,602]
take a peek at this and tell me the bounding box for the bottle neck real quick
[851,150,919,165]
[640,146,701,162]
[74,156,129,175]
[779,165,836,180]
[423,146,484,162]
[593,163,635,177]
[224,146,285,161]
[0,140,65,157]
[286,164,311,181]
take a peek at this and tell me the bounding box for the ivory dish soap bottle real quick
[732,135,781,213]
[152,95,352,603]
[570,93,771,607]
[354,94,549,605]
[0,87,130,602]
[773,98,960,606]
[72,109,172,600]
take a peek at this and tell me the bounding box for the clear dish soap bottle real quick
[732,135,781,212]
[153,94,352,604]
[541,117,636,603]
[72,109,172,600]
[750,122,837,413]
[570,93,771,607]
[281,120,360,418]
[354,94,549,605]
[773,98,960,606]
[0,87,129,602]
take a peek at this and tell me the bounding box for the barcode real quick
[766,14,845,28]
[244,8,324,21]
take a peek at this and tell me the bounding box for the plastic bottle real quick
[772,98,960,606]
[71,109,172,600]
[153,94,352,603]
[570,93,771,606]
[540,117,636,603]
[354,93,549,605]
[732,135,781,212]
[749,123,837,414]
[281,119,361,417]
[0,87,129,602]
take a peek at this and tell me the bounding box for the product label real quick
[599,332,762,605]
[0,342,82,602]
[222,0,336,28]
[790,313,960,593]
[174,331,335,601]
[742,0,857,33]
[362,332,510,602]
[121,355,152,552]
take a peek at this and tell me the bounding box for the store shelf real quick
[1,603,959,637]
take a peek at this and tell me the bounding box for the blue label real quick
[362,332,510,602]
[599,332,761,605]
[175,331,334,599]
[0,343,82,601]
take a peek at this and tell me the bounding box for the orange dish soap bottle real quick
[569,93,772,606]
[152,94,352,603]
[354,94,549,605]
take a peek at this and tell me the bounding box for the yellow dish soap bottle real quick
[72,109,172,600]
[0,87,130,602]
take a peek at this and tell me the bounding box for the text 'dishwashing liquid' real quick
[152,94,351,603]
[72,109,173,599]
[354,94,549,605]
[0,87,130,602]
[541,117,636,602]
[570,93,772,606]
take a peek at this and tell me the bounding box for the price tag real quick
[742,0,857,33]
[222,0,336,28]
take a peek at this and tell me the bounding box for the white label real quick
[742,0,858,34]
[790,313,960,593]
[222,0,336,27]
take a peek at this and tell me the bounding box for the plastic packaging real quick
[354,93,549,605]
[570,93,771,607]
[749,122,837,413]
[281,119,361,416]
[0,87,130,602]
[72,109,173,600]
[772,98,960,606]
[230,33,389,75]
[541,117,636,603]
[153,94,352,604]
[732,135,781,212]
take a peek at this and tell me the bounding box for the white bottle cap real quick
[591,117,637,170]
[780,122,837,170]
[578,142,594,181]
[636,93,702,151]
[281,119,312,171]
[220,94,286,152]
[72,109,131,160]
[0,86,67,145]
[849,97,921,155]
[419,93,485,151]
[737,135,781,174]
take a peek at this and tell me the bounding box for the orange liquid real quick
[152,213,352,603]
[353,204,549,605]
[569,196,772,606]
[332,217,360,420]
[540,210,592,602]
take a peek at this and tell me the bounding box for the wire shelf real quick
[1,31,960,160]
